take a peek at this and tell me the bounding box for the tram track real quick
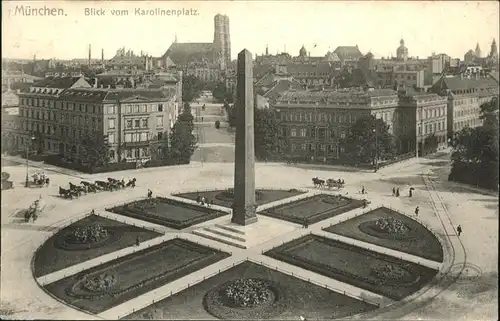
[354,172,468,320]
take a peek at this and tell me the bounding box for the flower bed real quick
[358,217,415,241]
[106,197,228,229]
[203,278,288,319]
[260,194,364,225]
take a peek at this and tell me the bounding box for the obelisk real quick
[231,49,258,226]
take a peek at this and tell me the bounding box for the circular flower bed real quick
[203,278,287,319]
[82,273,117,293]
[359,217,417,241]
[55,223,121,251]
[370,262,419,286]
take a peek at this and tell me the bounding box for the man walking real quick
[392,187,396,196]
[457,225,462,236]
[415,206,419,216]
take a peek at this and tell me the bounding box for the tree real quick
[423,133,439,155]
[254,107,283,161]
[480,96,499,129]
[212,81,234,103]
[225,102,237,127]
[449,120,499,191]
[340,115,396,165]
[79,133,110,168]
[182,75,203,103]
[169,103,197,164]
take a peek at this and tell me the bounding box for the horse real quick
[312,177,325,188]
[59,187,74,199]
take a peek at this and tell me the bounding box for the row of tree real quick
[449,96,499,191]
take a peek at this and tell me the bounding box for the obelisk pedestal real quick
[231,49,258,226]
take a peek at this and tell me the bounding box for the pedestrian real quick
[363,199,368,208]
[396,188,400,197]
[392,187,396,196]
[409,188,413,198]
[304,219,309,229]
[136,236,140,246]
[361,186,365,194]
[210,199,214,206]
[147,189,152,198]
[196,194,201,204]
[414,206,419,216]
[457,225,462,236]
[91,209,95,215]
[201,116,204,122]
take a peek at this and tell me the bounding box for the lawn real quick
[324,207,444,262]
[44,238,230,314]
[106,197,228,229]
[265,235,439,301]
[123,261,378,320]
[259,194,364,225]
[174,188,306,208]
[33,215,162,277]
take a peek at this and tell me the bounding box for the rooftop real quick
[276,88,398,103]
[162,42,214,66]
[58,87,176,103]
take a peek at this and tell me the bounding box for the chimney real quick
[101,49,104,63]
[88,44,92,66]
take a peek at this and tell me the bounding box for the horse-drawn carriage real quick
[30,172,50,188]
[59,177,136,200]
[326,179,345,190]
[312,177,345,189]
[24,197,45,222]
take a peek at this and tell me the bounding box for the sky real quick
[2,1,499,61]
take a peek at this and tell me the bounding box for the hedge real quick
[44,155,136,174]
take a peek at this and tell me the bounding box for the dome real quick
[299,45,307,57]
[397,39,408,60]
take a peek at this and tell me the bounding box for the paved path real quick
[1,155,497,320]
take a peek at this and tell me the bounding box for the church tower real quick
[213,14,231,70]
[489,38,498,59]
[475,43,481,57]
[396,39,408,61]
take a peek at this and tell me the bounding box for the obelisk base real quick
[231,204,258,226]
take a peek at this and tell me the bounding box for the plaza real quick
[1,148,498,320]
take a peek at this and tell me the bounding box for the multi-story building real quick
[16,76,181,164]
[17,76,92,154]
[430,75,498,138]
[55,88,179,163]
[398,92,448,155]
[273,88,399,162]
[2,70,42,92]
[1,90,21,153]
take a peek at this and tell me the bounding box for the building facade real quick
[273,89,399,162]
[430,75,498,138]
[398,92,448,155]
[16,77,181,164]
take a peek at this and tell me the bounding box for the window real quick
[142,148,149,157]
[108,118,115,129]
[158,132,163,140]
[300,128,307,137]
[340,131,346,139]
[291,128,297,137]
[140,132,148,141]
[433,123,436,132]
[291,144,297,152]
[134,105,140,113]
[131,133,139,142]
[126,105,132,114]
[108,133,115,144]
[134,149,140,158]
[126,119,133,129]
[126,149,132,158]
[109,150,115,160]
[125,133,132,142]
[135,119,140,128]
[158,104,164,112]
[142,119,148,128]
[106,106,115,114]
[73,116,77,125]
[156,116,164,127]
[142,105,147,113]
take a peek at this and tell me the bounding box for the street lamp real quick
[373,127,378,172]
[25,135,36,187]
